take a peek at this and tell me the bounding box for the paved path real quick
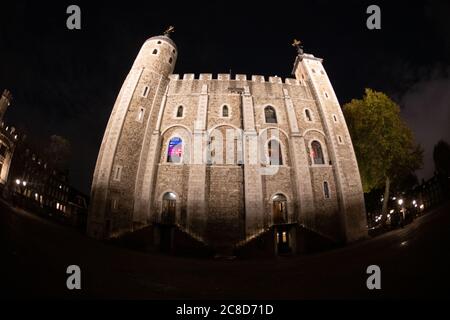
[1,200,449,299]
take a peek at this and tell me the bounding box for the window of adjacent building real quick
[222,105,229,117]
[167,137,183,163]
[268,139,283,165]
[324,181,330,198]
[311,140,325,165]
[176,105,183,118]
[137,107,145,122]
[113,165,123,181]
[142,86,149,98]
[305,109,313,122]
[264,106,277,123]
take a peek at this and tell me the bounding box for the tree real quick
[343,89,423,221]
[44,135,72,172]
[433,140,450,176]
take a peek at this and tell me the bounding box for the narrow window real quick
[324,92,329,98]
[338,135,343,144]
[176,105,183,118]
[222,105,229,117]
[333,114,338,122]
[324,181,330,198]
[142,86,149,98]
[167,137,183,163]
[169,57,173,64]
[305,109,312,122]
[311,141,325,165]
[152,49,158,55]
[113,165,122,181]
[312,69,316,73]
[157,41,161,44]
[111,198,119,211]
[264,106,277,123]
[137,107,145,122]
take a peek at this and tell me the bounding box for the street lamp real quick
[15,179,20,185]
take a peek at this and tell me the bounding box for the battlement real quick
[169,73,302,85]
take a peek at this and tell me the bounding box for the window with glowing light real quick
[167,137,183,163]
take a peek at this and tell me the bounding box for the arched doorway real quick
[272,194,292,254]
[159,192,177,253]
[161,192,177,224]
[272,194,287,224]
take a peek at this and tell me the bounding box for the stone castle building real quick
[87,31,367,255]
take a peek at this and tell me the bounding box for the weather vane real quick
[164,25,175,37]
[291,38,304,55]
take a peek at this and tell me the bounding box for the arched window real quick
[305,109,312,122]
[272,194,288,224]
[162,192,176,224]
[311,140,325,165]
[176,105,183,118]
[152,49,158,55]
[323,181,330,198]
[268,139,283,165]
[264,106,277,123]
[166,137,183,163]
[222,105,229,117]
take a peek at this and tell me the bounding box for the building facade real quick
[0,89,16,188]
[88,33,367,254]
[0,88,89,227]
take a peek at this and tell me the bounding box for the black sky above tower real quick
[0,0,449,193]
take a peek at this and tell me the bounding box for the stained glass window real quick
[167,137,182,163]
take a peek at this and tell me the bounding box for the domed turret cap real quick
[146,26,177,50]
[146,35,177,50]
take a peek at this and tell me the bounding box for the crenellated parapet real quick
[169,73,304,85]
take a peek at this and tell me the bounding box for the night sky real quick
[0,1,449,194]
